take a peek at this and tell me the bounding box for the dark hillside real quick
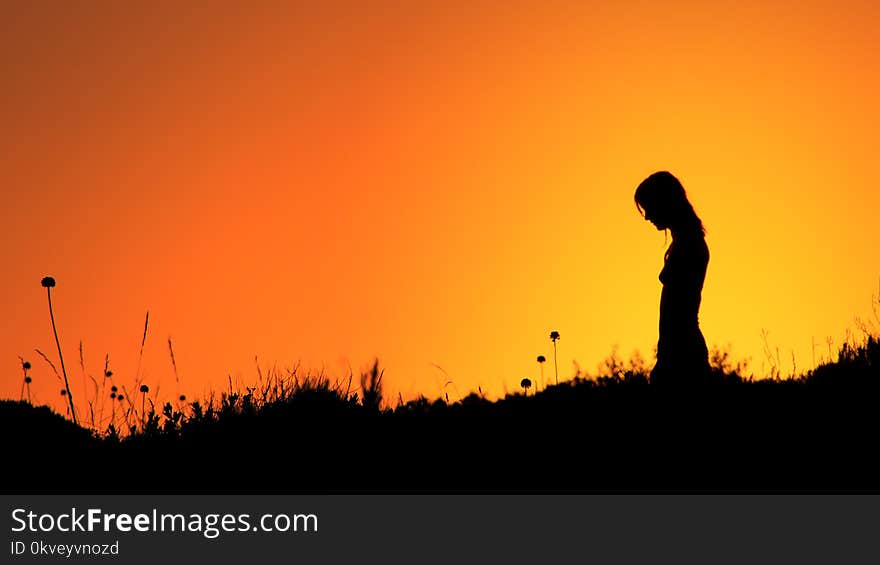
[4,338,879,493]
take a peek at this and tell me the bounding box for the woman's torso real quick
[658,234,709,344]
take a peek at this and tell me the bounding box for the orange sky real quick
[2,0,878,416]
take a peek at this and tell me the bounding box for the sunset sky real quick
[2,0,878,416]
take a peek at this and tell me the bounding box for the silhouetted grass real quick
[5,335,879,492]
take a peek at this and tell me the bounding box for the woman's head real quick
[634,171,705,236]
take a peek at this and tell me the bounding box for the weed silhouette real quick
[550,331,560,385]
[19,358,32,403]
[536,355,546,391]
[4,335,879,492]
[41,276,77,423]
[7,268,880,492]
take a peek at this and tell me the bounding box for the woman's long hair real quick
[634,171,706,237]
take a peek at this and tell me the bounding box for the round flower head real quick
[139,385,149,393]
[537,355,546,363]
[41,276,56,288]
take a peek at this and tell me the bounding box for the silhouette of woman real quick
[635,171,710,386]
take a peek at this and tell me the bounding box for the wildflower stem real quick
[47,287,77,425]
[553,341,558,385]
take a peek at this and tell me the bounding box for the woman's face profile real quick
[642,201,670,231]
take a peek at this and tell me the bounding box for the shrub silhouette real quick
[360,358,384,413]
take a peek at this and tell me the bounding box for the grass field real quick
[5,335,878,492]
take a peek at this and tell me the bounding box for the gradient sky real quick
[2,0,878,417]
